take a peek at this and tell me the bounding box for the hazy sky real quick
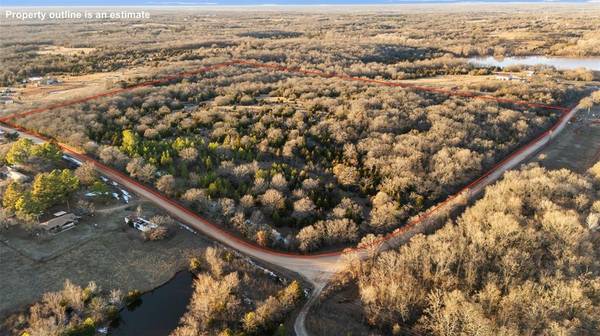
[0,0,591,6]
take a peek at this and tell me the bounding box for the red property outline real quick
[0,59,575,257]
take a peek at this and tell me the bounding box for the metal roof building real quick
[40,213,79,233]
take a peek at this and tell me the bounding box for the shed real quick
[40,213,79,233]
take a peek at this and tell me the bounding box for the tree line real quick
[339,164,600,335]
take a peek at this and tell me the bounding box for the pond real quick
[468,56,600,71]
[110,271,194,336]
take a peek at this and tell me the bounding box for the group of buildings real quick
[0,76,60,105]
[22,76,60,86]
[0,152,147,234]
[37,213,160,235]
[0,88,16,105]
[0,166,79,233]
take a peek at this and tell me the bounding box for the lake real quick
[110,271,194,336]
[469,56,600,71]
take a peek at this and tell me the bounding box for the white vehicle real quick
[125,216,158,232]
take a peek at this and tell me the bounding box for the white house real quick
[494,72,525,82]
[3,167,29,183]
[27,76,44,82]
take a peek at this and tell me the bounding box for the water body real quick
[469,56,600,71]
[110,271,194,336]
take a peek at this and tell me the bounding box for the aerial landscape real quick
[0,2,599,336]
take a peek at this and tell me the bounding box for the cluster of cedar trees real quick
[18,66,579,252]
[0,137,177,242]
[0,139,79,222]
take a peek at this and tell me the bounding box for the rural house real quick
[40,213,80,233]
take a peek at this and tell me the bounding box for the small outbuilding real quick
[1,167,29,183]
[40,213,80,233]
[494,72,525,82]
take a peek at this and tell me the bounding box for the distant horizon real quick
[1,0,596,7]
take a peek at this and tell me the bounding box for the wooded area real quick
[0,138,80,223]
[1,6,595,253]
[339,165,600,335]
[1,6,599,336]
[15,64,584,251]
[172,247,302,336]
[2,280,124,335]
[1,6,598,86]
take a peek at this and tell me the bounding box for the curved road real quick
[0,97,586,336]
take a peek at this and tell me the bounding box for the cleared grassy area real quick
[0,200,211,318]
[531,104,600,173]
